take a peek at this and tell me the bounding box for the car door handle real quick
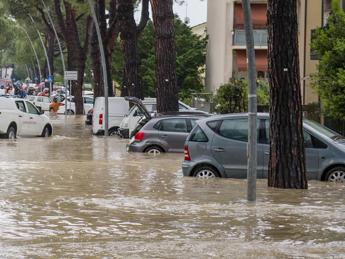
[265,152,270,155]
[30,117,33,119]
[213,148,225,152]
[161,134,168,138]
[18,115,23,118]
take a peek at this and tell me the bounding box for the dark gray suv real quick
[182,113,345,182]
[127,115,208,154]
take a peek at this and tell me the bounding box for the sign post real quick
[64,71,78,116]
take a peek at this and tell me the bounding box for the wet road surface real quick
[0,116,345,258]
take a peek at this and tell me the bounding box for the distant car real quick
[127,114,209,154]
[0,97,53,139]
[182,113,345,183]
[26,95,51,112]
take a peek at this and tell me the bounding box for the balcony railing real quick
[233,29,268,47]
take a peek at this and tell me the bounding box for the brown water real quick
[0,116,344,258]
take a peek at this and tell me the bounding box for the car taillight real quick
[134,131,145,142]
[184,145,191,161]
[99,113,103,125]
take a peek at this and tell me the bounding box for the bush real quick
[214,78,270,114]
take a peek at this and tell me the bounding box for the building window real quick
[233,29,267,47]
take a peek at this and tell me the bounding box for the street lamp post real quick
[29,15,53,97]
[88,0,109,137]
[242,0,258,202]
[40,0,68,117]
[18,26,42,83]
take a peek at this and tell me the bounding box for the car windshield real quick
[304,119,344,140]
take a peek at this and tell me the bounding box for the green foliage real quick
[113,17,207,98]
[214,79,270,114]
[214,78,248,114]
[311,0,345,119]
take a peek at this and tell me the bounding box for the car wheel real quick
[145,146,163,155]
[108,128,118,136]
[193,166,219,179]
[6,125,17,140]
[326,167,345,183]
[41,126,51,137]
[66,109,74,115]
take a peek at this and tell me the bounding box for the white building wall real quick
[206,0,231,93]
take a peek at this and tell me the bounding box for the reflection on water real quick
[0,116,345,258]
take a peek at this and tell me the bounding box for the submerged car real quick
[182,113,345,182]
[127,114,209,154]
[0,97,53,139]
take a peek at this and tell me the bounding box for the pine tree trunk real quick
[267,0,307,189]
[118,0,148,99]
[150,0,178,112]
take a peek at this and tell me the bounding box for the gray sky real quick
[173,0,207,26]
[135,0,207,27]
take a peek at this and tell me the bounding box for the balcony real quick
[233,29,268,48]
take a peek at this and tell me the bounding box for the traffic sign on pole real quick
[48,75,53,82]
[64,71,78,81]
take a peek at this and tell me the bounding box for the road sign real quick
[64,71,78,81]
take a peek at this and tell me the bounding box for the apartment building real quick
[206,0,325,105]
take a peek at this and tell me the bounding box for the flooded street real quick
[0,116,345,258]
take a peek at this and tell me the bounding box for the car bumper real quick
[127,140,147,153]
[182,160,197,177]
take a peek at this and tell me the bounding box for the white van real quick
[92,97,130,135]
[0,97,52,139]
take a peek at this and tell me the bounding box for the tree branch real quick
[137,0,149,33]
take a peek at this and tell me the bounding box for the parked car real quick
[122,97,209,139]
[26,95,51,112]
[92,97,130,135]
[85,108,93,125]
[127,114,209,154]
[56,96,93,115]
[0,97,53,139]
[182,113,345,182]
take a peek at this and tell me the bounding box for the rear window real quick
[189,126,208,142]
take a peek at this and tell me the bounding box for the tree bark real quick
[150,0,178,112]
[90,0,118,98]
[267,0,307,189]
[118,0,149,99]
[54,0,91,114]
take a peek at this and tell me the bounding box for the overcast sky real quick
[173,0,207,26]
[136,0,207,27]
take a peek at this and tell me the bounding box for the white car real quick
[93,97,130,135]
[57,96,94,115]
[0,97,53,139]
[26,95,51,112]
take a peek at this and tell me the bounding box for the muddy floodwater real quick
[0,116,345,258]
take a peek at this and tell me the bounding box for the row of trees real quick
[1,0,201,114]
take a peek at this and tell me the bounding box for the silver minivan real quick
[182,113,345,182]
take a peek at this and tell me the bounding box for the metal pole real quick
[40,0,68,117]
[19,26,42,83]
[28,15,53,97]
[242,0,258,202]
[88,0,109,136]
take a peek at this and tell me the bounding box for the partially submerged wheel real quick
[145,146,163,156]
[193,166,219,179]
[41,126,51,137]
[6,125,17,140]
[326,167,345,183]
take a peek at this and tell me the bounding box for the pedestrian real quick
[49,97,60,115]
